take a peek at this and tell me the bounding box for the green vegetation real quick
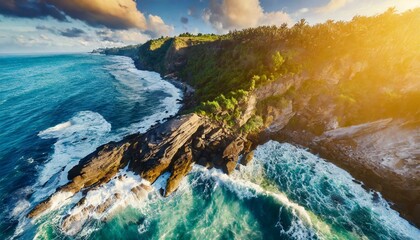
[97,44,141,59]
[149,37,171,50]
[109,8,419,131]
[241,115,264,134]
[196,90,249,127]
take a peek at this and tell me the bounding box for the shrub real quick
[242,115,264,134]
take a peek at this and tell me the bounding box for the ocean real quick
[0,54,418,239]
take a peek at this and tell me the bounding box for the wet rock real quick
[221,137,245,174]
[128,114,204,182]
[165,145,194,196]
[27,140,131,218]
[28,113,248,220]
[240,151,254,166]
[193,138,205,150]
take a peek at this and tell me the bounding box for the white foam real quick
[137,219,150,234]
[107,57,182,138]
[35,111,111,197]
[11,200,31,217]
[61,169,152,235]
[253,141,420,239]
[152,172,171,192]
[38,121,72,135]
[192,166,314,222]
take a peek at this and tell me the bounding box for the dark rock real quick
[240,151,254,166]
[28,114,248,220]
[221,137,245,174]
[165,145,194,196]
[128,114,203,183]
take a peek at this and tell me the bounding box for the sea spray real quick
[36,111,112,193]
[251,141,420,239]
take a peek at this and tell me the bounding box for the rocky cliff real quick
[28,114,251,220]
[54,9,419,227]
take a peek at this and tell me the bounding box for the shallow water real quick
[0,54,418,239]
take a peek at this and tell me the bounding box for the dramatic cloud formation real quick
[0,0,147,29]
[0,0,173,48]
[0,0,174,34]
[204,0,292,32]
[46,0,147,30]
[315,0,352,13]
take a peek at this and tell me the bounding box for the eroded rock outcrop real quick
[28,114,250,220]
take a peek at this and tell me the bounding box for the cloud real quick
[181,16,189,24]
[0,0,174,40]
[36,25,86,38]
[45,0,147,29]
[259,11,293,26]
[0,0,67,21]
[0,0,168,32]
[298,8,309,14]
[146,15,174,38]
[95,28,150,44]
[314,0,352,13]
[204,0,292,32]
[59,28,86,38]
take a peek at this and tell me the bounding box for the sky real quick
[0,0,418,53]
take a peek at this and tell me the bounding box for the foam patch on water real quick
[252,141,420,239]
[189,166,324,239]
[35,111,111,198]
[11,200,31,217]
[61,169,152,235]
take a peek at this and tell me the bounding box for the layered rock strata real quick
[28,114,250,219]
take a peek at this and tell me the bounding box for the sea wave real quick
[11,55,183,239]
[36,111,111,196]
[251,141,420,239]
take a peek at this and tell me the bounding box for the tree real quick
[272,51,285,72]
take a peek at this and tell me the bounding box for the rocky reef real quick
[28,114,251,219]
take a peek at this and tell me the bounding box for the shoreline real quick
[113,53,420,228]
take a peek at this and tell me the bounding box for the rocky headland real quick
[28,113,252,219]
[31,9,419,229]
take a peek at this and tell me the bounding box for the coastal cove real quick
[0,51,412,239]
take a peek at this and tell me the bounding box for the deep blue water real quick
[0,54,418,239]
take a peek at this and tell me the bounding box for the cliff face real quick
[120,37,419,225]
[58,9,419,227]
[250,62,420,225]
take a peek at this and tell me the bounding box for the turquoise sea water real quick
[0,54,418,239]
